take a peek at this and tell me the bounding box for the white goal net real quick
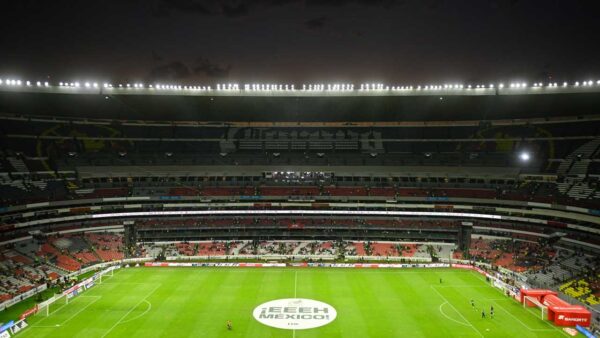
[523,296,547,320]
[36,292,70,317]
[33,265,118,318]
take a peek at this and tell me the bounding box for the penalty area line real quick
[430,286,484,338]
[471,271,570,337]
[438,302,471,327]
[100,284,161,338]
[31,296,102,328]
[119,300,152,325]
[490,300,553,332]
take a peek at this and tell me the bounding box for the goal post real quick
[523,296,547,320]
[36,293,69,317]
[34,265,117,318]
[97,265,115,284]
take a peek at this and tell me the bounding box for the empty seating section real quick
[133,217,461,230]
[74,252,99,264]
[35,242,80,272]
[78,187,130,199]
[258,186,320,196]
[176,242,196,256]
[254,241,301,255]
[551,252,600,306]
[0,244,67,301]
[560,278,600,305]
[467,238,555,272]
[368,187,396,196]
[85,233,124,261]
[323,186,367,196]
[169,187,200,196]
[353,242,366,255]
[200,187,255,196]
[197,242,229,255]
[371,243,400,256]
[142,241,452,259]
[33,234,105,271]
[142,241,239,256]
[2,180,599,210]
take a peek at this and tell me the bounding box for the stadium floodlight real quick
[575,81,579,86]
[499,83,504,88]
[519,151,531,162]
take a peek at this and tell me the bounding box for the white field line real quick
[294,271,298,298]
[438,302,471,327]
[119,300,152,324]
[293,271,298,338]
[471,271,570,337]
[524,307,571,337]
[33,294,84,325]
[100,282,158,285]
[436,285,491,288]
[31,296,101,328]
[59,296,101,326]
[490,300,553,331]
[430,286,484,338]
[100,284,161,338]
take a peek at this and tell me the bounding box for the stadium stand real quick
[0,91,599,331]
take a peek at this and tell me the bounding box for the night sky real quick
[1,0,599,85]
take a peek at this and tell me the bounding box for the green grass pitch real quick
[18,267,571,338]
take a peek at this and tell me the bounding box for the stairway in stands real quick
[7,157,29,173]
[557,138,600,177]
[556,138,600,200]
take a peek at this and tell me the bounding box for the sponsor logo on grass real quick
[253,298,337,330]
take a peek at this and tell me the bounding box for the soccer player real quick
[490,307,494,319]
[471,299,475,309]
[481,309,486,319]
[439,278,443,284]
[227,320,232,330]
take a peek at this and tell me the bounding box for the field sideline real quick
[18,267,571,338]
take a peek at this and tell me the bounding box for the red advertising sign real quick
[19,305,38,320]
